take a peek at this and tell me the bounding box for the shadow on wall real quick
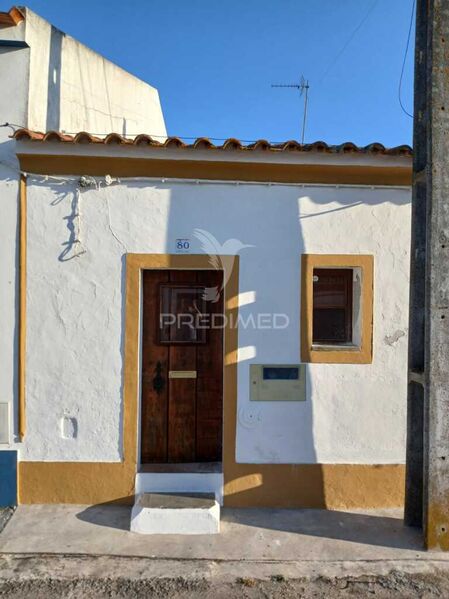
[32,178,84,262]
[46,25,63,132]
[160,180,323,506]
[158,181,409,508]
[43,177,409,509]
[53,184,85,262]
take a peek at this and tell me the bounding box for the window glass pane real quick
[263,367,299,380]
[159,285,207,344]
[312,269,353,343]
[313,308,347,342]
[313,271,350,308]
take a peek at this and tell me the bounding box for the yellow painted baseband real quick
[223,463,405,509]
[19,462,405,508]
[19,462,135,505]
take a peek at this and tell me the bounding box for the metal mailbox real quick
[250,364,306,402]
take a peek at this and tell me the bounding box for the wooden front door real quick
[140,269,224,464]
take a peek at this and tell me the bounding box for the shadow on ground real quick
[221,508,422,551]
[76,501,422,552]
[76,501,132,532]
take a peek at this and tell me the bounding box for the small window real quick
[159,285,207,344]
[312,269,353,344]
[301,254,373,364]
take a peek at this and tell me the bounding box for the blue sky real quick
[17,0,414,146]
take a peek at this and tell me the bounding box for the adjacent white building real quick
[0,5,166,501]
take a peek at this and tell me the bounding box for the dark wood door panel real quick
[167,270,197,462]
[141,270,169,463]
[196,270,223,461]
[140,269,224,464]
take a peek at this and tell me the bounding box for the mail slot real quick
[169,370,197,379]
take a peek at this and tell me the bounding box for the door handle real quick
[153,361,165,394]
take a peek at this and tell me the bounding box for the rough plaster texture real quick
[420,0,449,550]
[24,8,166,137]
[0,8,165,448]
[17,177,411,464]
[0,18,29,446]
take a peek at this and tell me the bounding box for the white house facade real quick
[6,131,412,509]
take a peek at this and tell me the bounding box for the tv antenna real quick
[271,76,310,144]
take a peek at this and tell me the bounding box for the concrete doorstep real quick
[130,493,220,535]
[1,505,449,597]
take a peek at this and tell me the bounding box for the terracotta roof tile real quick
[192,137,214,149]
[0,6,24,26]
[164,136,186,149]
[12,129,413,156]
[133,134,157,146]
[248,139,271,151]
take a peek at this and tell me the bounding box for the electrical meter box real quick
[250,364,306,402]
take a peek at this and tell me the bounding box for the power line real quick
[398,0,416,119]
[320,0,379,83]
[0,121,301,145]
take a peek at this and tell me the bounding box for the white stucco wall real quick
[24,9,166,136]
[18,174,411,464]
[0,18,30,445]
[0,7,166,448]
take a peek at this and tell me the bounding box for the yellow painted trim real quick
[301,254,374,364]
[19,252,403,508]
[122,253,241,471]
[18,174,27,440]
[19,461,405,508]
[16,153,412,186]
[19,462,134,505]
[223,464,405,509]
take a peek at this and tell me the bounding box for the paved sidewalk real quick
[0,505,435,560]
[1,506,449,597]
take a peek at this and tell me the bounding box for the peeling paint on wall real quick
[384,330,407,346]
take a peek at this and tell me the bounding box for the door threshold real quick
[139,462,222,474]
